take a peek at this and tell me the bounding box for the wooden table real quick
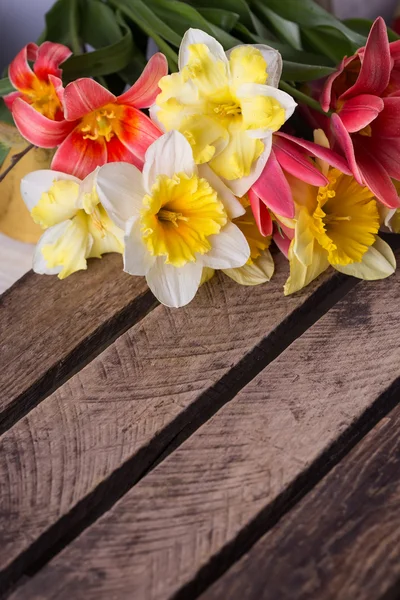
[1,242,400,600]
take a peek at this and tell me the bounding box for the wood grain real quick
[0,254,344,593]
[10,250,400,600]
[0,253,153,432]
[199,400,400,600]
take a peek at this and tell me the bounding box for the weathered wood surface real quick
[0,253,347,593]
[9,248,400,600]
[201,401,400,600]
[0,254,152,432]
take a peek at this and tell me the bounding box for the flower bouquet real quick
[1,0,399,307]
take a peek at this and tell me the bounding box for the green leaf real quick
[190,0,254,31]
[42,0,80,53]
[81,0,123,47]
[0,100,14,125]
[109,0,179,70]
[282,60,335,81]
[208,24,241,49]
[302,26,352,64]
[0,78,14,98]
[255,0,366,49]
[0,141,11,170]
[252,4,302,49]
[197,8,239,31]
[62,22,134,78]
[146,0,215,37]
[344,18,400,43]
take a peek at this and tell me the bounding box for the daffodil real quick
[20,169,124,279]
[151,29,296,197]
[284,144,396,294]
[96,130,250,307]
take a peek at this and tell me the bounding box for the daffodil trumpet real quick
[95,130,251,307]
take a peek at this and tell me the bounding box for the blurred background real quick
[0,0,398,293]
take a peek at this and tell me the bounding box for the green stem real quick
[280,81,332,116]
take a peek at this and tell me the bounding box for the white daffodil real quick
[96,130,251,307]
[151,28,297,197]
[20,168,124,279]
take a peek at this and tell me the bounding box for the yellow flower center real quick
[80,104,120,142]
[233,196,270,264]
[311,169,380,265]
[26,78,62,120]
[140,172,227,267]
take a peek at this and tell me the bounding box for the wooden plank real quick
[0,254,153,433]
[201,401,400,600]
[9,249,400,600]
[0,253,346,593]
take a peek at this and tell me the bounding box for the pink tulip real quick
[250,132,351,236]
[321,17,400,209]
[11,53,168,179]
[4,41,71,119]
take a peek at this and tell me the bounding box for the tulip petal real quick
[8,42,38,92]
[248,188,273,237]
[202,222,250,269]
[372,97,400,138]
[179,28,228,70]
[143,130,196,193]
[33,41,72,80]
[273,136,328,187]
[12,98,75,147]
[63,79,116,121]
[96,162,145,229]
[124,217,155,276]
[146,258,203,308]
[353,139,400,208]
[198,163,245,220]
[365,137,400,181]
[252,149,294,219]
[21,169,80,212]
[339,94,384,133]
[51,129,107,179]
[320,55,350,112]
[106,136,143,168]
[273,228,291,258]
[334,237,396,279]
[116,105,161,171]
[118,53,168,109]
[331,113,363,184]
[341,17,391,100]
[3,91,22,110]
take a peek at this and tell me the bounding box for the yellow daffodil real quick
[284,167,396,295]
[20,168,123,279]
[96,130,251,307]
[151,29,296,197]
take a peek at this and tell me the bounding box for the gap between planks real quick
[0,254,357,598]
[8,244,400,600]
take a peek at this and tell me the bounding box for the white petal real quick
[143,130,196,192]
[123,217,155,276]
[197,163,245,220]
[21,170,80,212]
[33,221,70,275]
[334,237,396,280]
[202,222,250,269]
[221,135,273,197]
[236,83,297,137]
[226,43,282,88]
[179,28,228,71]
[149,104,164,131]
[96,162,145,230]
[223,248,275,286]
[146,258,203,307]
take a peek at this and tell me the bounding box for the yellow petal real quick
[182,43,229,96]
[201,266,215,285]
[87,205,124,258]
[31,179,80,229]
[209,128,264,180]
[241,94,286,132]
[284,238,329,295]
[224,249,274,285]
[229,46,268,90]
[178,114,228,164]
[334,237,396,280]
[41,211,92,279]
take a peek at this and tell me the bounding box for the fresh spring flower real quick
[20,169,123,279]
[11,54,168,180]
[4,41,72,119]
[151,29,297,197]
[283,131,396,295]
[320,17,400,209]
[95,130,251,307]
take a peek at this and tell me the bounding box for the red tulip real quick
[11,53,168,179]
[321,17,400,209]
